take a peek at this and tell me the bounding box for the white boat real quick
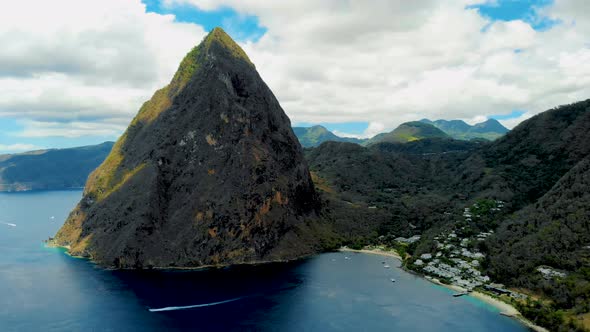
[384,264,390,268]
[390,278,396,282]
[344,256,351,260]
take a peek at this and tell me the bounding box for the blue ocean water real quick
[0,190,528,331]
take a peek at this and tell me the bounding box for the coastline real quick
[339,247,548,332]
[45,241,317,271]
[338,247,403,261]
[47,242,547,331]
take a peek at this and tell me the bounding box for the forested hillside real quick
[309,99,590,331]
[293,125,366,147]
[367,121,449,145]
[421,118,509,140]
[0,142,114,192]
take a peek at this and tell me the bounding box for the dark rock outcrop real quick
[54,28,321,268]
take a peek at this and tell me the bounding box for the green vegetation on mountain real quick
[293,125,366,147]
[0,142,114,192]
[293,118,509,148]
[367,121,449,145]
[307,99,590,331]
[421,118,509,141]
[306,138,482,243]
[487,155,590,331]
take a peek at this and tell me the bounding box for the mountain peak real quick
[482,118,501,124]
[54,26,321,268]
[203,27,253,66]
[471,118,508,134]
[130,28,255,126]
[309,125,330,132]
[171,27,253,89]
[420,117,508,140]
[292,125,368,147]
[368,121,448,145]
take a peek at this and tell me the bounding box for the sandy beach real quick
[339,247,548,332]
[470,292,548,332]
[338,247,403,261]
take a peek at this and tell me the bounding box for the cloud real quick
[2,0,590,142]
[498,112,535,129]
[13,120,127,138]
[0,0,205,137]
[168,0,590,132]
[0,143,42,153]
[332,130,363,139]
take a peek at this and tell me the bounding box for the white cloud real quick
[13,120,127,138]
[363,122,388,139]
[499,112,535,129]
[0,0,205,137]
[0,143,42,153]
[2,0,590,142]
[332,130,362,139]
[467,115,489,126]
[169,0,590,132]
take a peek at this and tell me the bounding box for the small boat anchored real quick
[390,278,396,282]
[384,264,391,268]
[452,292,469,297]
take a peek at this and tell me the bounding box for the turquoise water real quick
[0,190,528,331]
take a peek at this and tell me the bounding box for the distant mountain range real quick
[0,118,509,192]
[0,142,114,192]
[420,118,509,141]
[292,126,366,147]
[293,118,509,148]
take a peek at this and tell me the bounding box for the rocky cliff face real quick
[54,28,321,268]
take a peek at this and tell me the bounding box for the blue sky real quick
[0,0,571,152]
[0,119,116,151]
[469,0,559,30]
[143,0,267,42]
[490,110,526,120]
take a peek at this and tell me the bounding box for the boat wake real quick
[148,297,244,312]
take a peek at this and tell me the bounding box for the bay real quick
[0,190,528,331]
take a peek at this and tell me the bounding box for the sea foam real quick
[148,297,243,312]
